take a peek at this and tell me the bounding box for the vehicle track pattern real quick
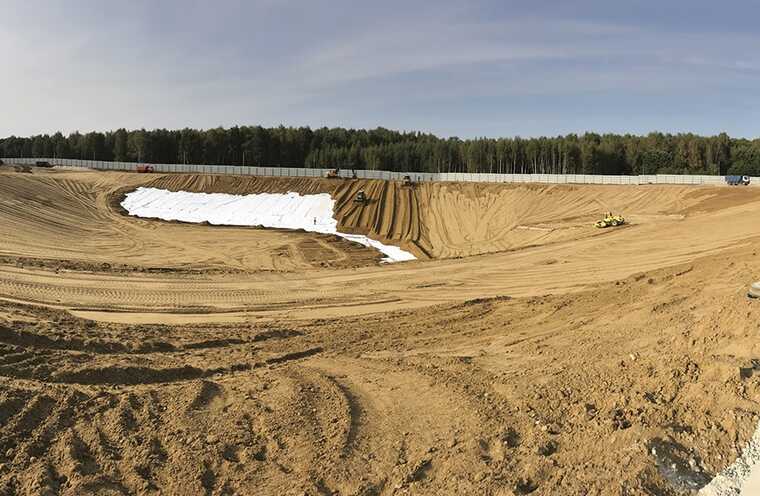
[2,168,760,494]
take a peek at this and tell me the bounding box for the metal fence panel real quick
[1,157,747,187]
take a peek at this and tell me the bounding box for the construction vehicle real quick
[35,161,52,168]
[594,212,625,228]
[326,168,341,179]
[354,190,368,204]
[136,164,154,173]
[401,175,414,188]
[726,175,751,186]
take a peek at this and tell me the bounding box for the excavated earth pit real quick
[119,187,417,262]
[1,167,760,494]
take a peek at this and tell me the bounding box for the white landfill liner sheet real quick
[120,187,416,263]
[699,421,760,496]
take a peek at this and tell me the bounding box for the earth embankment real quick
[147,174,760,260]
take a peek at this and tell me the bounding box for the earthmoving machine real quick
[326,168,341,179]
[401,175,414,188]
[136,164,154,173]
[726,175,751,186]
[594,212,625,228]
[353,190,368,204]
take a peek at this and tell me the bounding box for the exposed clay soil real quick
[1,168,760,495]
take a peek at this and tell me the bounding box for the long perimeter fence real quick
[3,157,758,187]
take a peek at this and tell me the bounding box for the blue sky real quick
[2,0,759,138]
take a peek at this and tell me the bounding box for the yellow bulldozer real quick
[594,212,625,228]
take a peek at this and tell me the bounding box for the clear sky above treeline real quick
[2,0,759,138]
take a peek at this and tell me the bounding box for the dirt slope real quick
[334,180,760,259]
[2,246,760,495]
[0,170,379,274]
[146,173,760,260]
[146,174,338,196]
[3,171,760,319]
[3,169,760,494]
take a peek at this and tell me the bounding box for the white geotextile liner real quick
[120,187,416,263]
[699,421,760,496]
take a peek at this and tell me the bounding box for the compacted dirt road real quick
[2,166,760,495]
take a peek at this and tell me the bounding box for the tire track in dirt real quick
[3,192,760,318]
[2,245,760,493]
[0,170,381,275]
[5,170,760,319]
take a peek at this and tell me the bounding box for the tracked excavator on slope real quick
[353,190,368,204]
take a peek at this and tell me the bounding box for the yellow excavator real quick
[594,212,625,228]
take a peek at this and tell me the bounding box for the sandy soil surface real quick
[2,167,760,495]
[148,173,752,260]
[0,170,380,274]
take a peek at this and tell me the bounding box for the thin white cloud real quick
[1,0,759,137]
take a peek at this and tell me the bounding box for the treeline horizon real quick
[2,126,760,175]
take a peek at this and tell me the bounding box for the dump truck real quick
[136,164,154,173]
[725,175,750,186]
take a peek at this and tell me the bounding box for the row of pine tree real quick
[2,126,760,175]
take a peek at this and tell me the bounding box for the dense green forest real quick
[2,126,760,175]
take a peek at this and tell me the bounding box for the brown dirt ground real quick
[1,167,760,495]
